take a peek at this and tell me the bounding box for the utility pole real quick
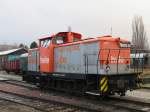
[110,27,112,36]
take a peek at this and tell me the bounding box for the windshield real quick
[41,39,51,48]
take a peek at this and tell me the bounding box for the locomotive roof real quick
[55,36,130,47]
[39,32,82,40]
[55,32,82,38]
[39,36,53,40]
[20,53,28,57]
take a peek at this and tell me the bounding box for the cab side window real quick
[120,42,131,48]
[73,37,80,42]
[41,39,51,48]
[53,36,65,44]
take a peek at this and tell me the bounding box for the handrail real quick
[84,48,145,75]
[117,49,121,74]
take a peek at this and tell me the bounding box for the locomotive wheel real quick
[14,71,19,74]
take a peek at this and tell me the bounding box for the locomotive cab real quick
[39,32,82,73]
[52,32,82,44]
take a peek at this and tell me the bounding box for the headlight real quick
[106,65,110,73]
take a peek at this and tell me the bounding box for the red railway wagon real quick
[5,60,20,73]
[24,32,142,96]
[0,48,27,74]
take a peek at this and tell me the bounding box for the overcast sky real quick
[0,0,150,45]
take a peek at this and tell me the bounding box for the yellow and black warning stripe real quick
[99,76,108,93]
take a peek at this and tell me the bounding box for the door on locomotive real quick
[39,36,53,73]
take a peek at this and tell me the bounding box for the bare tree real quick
[19,43,29,50]
[19,43,24,48]
[30,41,38,49]
[132,15,149,50]
[0,42,18,51]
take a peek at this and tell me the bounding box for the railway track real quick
[84,93,150,112]
[0,90,96,112]
[0,80,100,112]
[103,97,150,112]
[0,79,150,112]
[2,79,37,89]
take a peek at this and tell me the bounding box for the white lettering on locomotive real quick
[111,56,125,64]
[40,57,49,64]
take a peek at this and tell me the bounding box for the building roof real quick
[0,48,22,56]
[20,53,28,57]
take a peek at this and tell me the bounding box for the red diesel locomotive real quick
[23,32,142,96]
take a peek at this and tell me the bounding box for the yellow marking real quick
[103,86,108,92]
[100,77,106,85]
[100,80,108,91]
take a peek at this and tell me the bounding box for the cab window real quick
[120,42,131,48]
[73,37,80,42]
[41,39,51,48]
[53,36,65,44]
